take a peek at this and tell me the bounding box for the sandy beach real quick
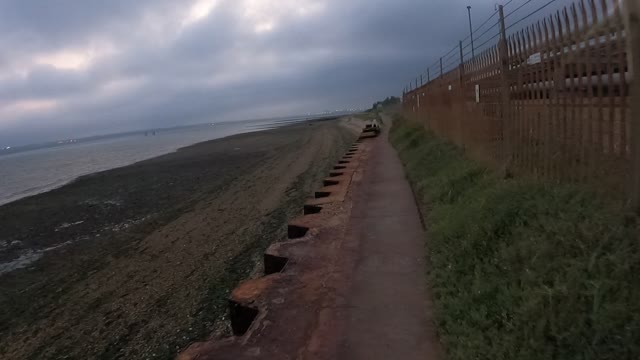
[0,118,360,359]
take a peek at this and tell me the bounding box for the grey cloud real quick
[0,66,94,102]
[0,0,178,51]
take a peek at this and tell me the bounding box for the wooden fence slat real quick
[508,34,517,168]
[524,27,533,175]
[495,45,503,164]
[529,25,536,177]
[623,0,640,210]
[556,11,569,180]
[549,14,560,180]
[613,0,628,159]
[479,47,485,160]
[590,0,605,159]
[536,23,544,175]
[580,0,596,181]
[520,30,530,171]
[532,23,541,176]
[561,7,577,181]
[518,30,527,171]
[516,30,524,172]
[570,3,586,181]
[538,21,547,177]
[531,23,541,177]
[513,32,521,169]
[542,18,553,178]
[599,0,615,156]
[509,35,515,160]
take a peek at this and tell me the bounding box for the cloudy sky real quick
[0,0,565,146]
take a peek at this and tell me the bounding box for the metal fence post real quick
[624,0,640,211]
[459,40,466,149]
[440,57,443,78]
[498,5,512,176]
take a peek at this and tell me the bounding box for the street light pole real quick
[467,6,475,58]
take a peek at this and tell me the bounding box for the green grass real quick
[390,117,640,360]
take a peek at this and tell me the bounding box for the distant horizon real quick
[0,110,361,153]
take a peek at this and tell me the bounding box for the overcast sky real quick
[0,0,571,146]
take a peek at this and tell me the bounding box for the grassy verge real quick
[389,117,640,360]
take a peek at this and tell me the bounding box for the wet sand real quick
[0,118,360,359]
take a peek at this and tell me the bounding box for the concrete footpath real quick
[178,116,443,360]
[337,115,443,360]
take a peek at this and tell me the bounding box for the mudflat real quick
[0,119,359,359]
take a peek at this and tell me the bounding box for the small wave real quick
[55,221,85,232]
[0,178,77,206]
[0,241,72,275]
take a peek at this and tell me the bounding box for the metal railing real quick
[402,0,640,208]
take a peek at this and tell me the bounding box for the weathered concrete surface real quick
[177,120,443,360]
[336,115,444,359]
[177,136,373,360]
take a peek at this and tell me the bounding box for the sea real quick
[0,116,326,207]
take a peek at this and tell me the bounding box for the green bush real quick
[390,118,640,360]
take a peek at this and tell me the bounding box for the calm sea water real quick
[0,118,297,206]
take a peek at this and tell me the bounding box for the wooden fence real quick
[403,0,639,205]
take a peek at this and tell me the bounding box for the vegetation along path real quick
[390,116,640,360]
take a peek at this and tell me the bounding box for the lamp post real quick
[467,6,474,58]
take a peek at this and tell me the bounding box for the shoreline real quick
[0,119,326,266]
[0,126,269,208]
[0,118,332,207]
[0,117,360,359]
